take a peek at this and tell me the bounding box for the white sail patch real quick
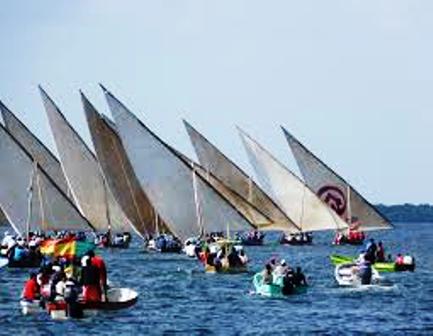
[103,88,253,242]
[282,127,392,231]
[0,101,71,197]
[0,125,92,234]
[40,87,131,233]
[184,121,300,233]
[238,128,348,232]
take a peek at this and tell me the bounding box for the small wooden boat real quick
[253,273,307,297]
[280,232,313,246]
[205,263,248,274]
[49,288,138,320]
[330,254,415,272]
[21,288,138,319]
[335,263,381,287]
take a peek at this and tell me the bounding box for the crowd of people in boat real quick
[261,258,307,295]
[236,231,265,245]
[1,231,88,267]
[280,232,313,245]
[146,234,182,253]
[352,238,415,283]
[199,243,248,271]
[95,231,132,248]
[21,250,108,318]
[334,228,365,245]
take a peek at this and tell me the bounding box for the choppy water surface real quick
[0,222,432,335]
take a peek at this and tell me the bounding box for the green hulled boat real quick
[330,254,415,272]
[253,273,307,298]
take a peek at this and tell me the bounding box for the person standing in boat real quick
[357,259,373,285]
[364,238,377,263]
[87,250,108,301]
[293,267,307,287]
[21,272,40,302]
[376,241,386,262]
[80,256,101,302]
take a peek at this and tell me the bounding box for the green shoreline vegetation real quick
[376,204,433,223]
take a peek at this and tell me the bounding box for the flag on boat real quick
[40,238,95,259]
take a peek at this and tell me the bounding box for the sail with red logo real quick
[282,127,392,245]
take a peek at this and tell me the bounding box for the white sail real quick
[184,121,300,233]
[0,100,71,197]
[102,86,253,242]
[39,87,130,233]
[238,128,348,232]
[0,125,93,235]
[81,92,173,238]
[172,148,274,230]
[282,127,392,231]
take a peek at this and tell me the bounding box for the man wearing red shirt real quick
[87,250,108,300]
[22,272,40,301]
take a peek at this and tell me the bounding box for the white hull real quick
[335,263,381,287]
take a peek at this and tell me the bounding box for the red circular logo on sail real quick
[317,185,346,216]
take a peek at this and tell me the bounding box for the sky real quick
[0,0,432,204]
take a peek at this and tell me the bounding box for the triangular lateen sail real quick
[238,127,348,232]
[81,92,174,238]
[102,86,254,242]
[282,127,392,231]
[0,124,94,235]
[0,100,71,197]
[39,87,131,233]
[184,120,300,233]
[170,146,274,230]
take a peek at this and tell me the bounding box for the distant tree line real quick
[376,204,433,223]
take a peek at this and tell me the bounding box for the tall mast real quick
[35,167,46,231]
[25,162,37,240]
[347,185,352,227]
[102,177,111,234]
[192,164,203,237]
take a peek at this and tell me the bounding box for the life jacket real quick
[14,246,27,261]
[395,256,404,265]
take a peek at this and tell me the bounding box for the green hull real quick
[253,273,307,297]
[330,254,396,272]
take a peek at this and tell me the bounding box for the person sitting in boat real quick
[239,249,248,265]
[113,233,124,246]
[1,231,15,251]
[261,264,273,285]
[123,232,131,244]
[274,259,289,277]
[81,256,101,302]
[282,269,295,295]
[54,272,67,301]
[395,254,404,266]
[227,247,242,268]
[8,239,29,263]
[21,272,40,302]
[364,238,377,263]
[64,275,83,318]
[269,257,277,271]
[376,241,385,262]
[334,232,343,245]
[293,267,307,287]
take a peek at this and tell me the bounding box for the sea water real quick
[0,222,432,335]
